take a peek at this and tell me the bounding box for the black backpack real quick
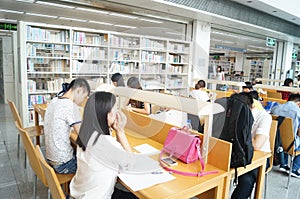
[217,95,254,185]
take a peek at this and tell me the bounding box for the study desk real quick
[123,128,230,199]
[224,151,271,199]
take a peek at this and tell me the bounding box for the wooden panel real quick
[267,91,282,99]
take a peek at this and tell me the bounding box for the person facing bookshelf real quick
[111,72,125,87]
[126,77,151,115]
[44,78,90,174]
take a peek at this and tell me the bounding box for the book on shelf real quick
[142,38,166,50]
[27,26,68,42]
[141,51,165,62]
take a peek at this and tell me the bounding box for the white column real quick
[235,52,244,72]
[272,41,294,85]
[191,20,211,85]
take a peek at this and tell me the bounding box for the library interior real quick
[0,0,300,198]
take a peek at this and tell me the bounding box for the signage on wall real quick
[0,23,17,31]
[266,37,276,47]
[215,45,246,53]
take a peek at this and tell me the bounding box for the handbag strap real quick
[159,145,218,177]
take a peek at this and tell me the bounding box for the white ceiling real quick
[0,0,299,57]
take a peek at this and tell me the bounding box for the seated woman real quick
[70,92,137,199]
[126,77,151,115]
[189,80,209,102]
[279,78,293,100]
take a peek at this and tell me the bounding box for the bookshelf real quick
[244,60,272,79]
[19,22,191,126]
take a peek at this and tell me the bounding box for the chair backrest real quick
[266,120,278,173]
[278,117,295,155]
[267,91,282,99]
[14,121,47,186]
[7,99,23,127]
[35,145,65,199]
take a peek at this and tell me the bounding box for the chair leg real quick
[17,134,20,158]
[287,156,294,189]
[24,150,27,169]
[264,173,268,199]
[48,188,51,199]
[33,174,37,199]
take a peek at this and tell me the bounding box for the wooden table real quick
[223,151,271,199]
[123,129,230,199]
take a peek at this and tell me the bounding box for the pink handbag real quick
[163,127,200,163]
[160,127,218,177]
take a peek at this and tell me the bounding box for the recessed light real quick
[246,1,252,3]
[273,10,277,13]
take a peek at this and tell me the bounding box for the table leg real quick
[254,162,267,199]
[34,110,40,145]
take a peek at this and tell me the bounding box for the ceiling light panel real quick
[114,24,136,29]
[26,12,58,18]
[138,18,162,24]
[59,17,87,22]
[75,7,109,15]
[109,13,138,19]
[16,0,34,2]
[89,20,113,26]
[36,1,75,9]
[0,18,17,23]
[0,9,24,14]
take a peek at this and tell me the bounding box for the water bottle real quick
[186,119,192,132]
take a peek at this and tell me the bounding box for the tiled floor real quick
[0,103,299,199]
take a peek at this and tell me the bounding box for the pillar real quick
[191,20,211,85]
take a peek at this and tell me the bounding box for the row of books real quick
[141,63,166,73]
[168,43,189,53]
[109,36,140,48]
[47,78,68,92]
[141,38,166,50]
[26,43,68,57]
[28,95,48,108]
[141,51,165,62]
[110,62,139,74]
[73,32,108,45]
[27,60,70,72]
[27,26,69,42]
[110,49,139,60]
[168,65,185,74]
[72,61,108,73]
[166,77,186,87]
[168,54,188,63]
[72,46,106,59]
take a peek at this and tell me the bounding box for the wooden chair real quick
[264,120,278,199]
[7,99,43,157]
[276,117,300,189]
[267,91,282,99]
[36,145,66,199]
[15,121,74,199]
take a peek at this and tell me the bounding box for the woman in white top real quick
[189,80,210,102]
[70,92,138,199]
[215,66,225,90]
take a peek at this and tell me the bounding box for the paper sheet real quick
[118,169,176,191]
[134,143,160,155]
